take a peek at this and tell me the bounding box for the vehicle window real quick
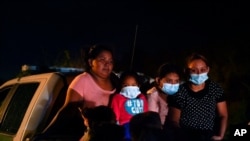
[0,83,39,134]
[0,86,12,107]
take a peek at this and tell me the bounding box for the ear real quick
[207,66,210,73]
[88,59,93,67]
[155,77,160,84]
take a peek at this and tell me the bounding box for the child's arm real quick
[141,94,149,112]
[110,94,121,124]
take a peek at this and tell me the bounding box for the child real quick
[79,105,124,141]
[147,63,182,125]
[129,111,165,141]
[111,70,148,140]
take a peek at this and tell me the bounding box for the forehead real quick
[163,72,180,79]
[123,76,137,82]
[122,76,138,84]
[96,50,113,58]
[188,59,207,68]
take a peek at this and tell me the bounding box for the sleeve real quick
[215,84,226,102]
[110,94,121,124]
[139,94,148,112]
[147,91,159,112]
[68,73,86,98]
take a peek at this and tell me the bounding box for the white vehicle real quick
[0,72,83,141]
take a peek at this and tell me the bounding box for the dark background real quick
[1,0,249,80]
[1,0,250,139]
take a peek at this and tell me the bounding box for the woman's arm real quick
[166,107,181,128]
[42,88,83,133]
[64,88,83,105]
[212,101,228,140]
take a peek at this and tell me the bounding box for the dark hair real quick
[81,106,124,141]
[129,111,162,140]
[82,105,116,128]
[119,70,140,86]
[186,53,209,68]
[88,123,124,141]
[85,44,114,72]
[156,63,182,80]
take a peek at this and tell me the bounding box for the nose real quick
[197,70,202,74]
[104,60,113,67]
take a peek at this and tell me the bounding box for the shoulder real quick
[206,80,225,100]
[69,72,94,88]
[146,87,160,99]
[72,72,90,82]
[206,79,224,92]
[112,93,124,99]
[138,93,147,99]
[146,87,158,95]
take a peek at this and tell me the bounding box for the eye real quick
[189,69,197,74]
[97,58,105,62]
[166,80,172,83]
[97,57,113,65]
[122,84,128,87]
[107,60,114,65]
[200,68,207,73]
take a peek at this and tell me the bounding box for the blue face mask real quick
[189,72,208,85]
[161,83,179,95]
[120,86,141,99]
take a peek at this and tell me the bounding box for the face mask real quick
[120,86,141,99]
[161,83,179,95]
[189,72,208,85]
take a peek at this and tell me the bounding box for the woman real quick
[147,63,182,125]
[41,44,119,140]
[66,44,118,109]
[168,53,228,141]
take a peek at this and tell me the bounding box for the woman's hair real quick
[84,44,114,72]
[156,63,182,80]
[186,53,209,68]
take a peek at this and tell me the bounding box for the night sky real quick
[1,0,249,83]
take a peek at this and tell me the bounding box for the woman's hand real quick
[211,135,223,141]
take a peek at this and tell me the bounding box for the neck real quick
[89,71,113,91]
[189,82,205,92]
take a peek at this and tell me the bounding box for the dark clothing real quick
[176,128,213,141]
[168,79,226,140]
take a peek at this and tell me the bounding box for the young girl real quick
[111,70,148,140]
[147,63,182,125]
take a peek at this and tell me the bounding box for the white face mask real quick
[189,72,208,85]
[161,83,180,95]
[120,86,141,99]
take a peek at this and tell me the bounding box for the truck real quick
[0,70,84,141]
[0,66,154,141]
